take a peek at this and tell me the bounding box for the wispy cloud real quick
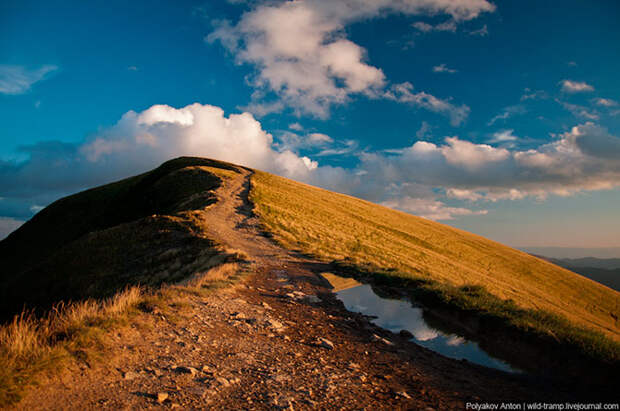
[520,88,548,101]
[487,105,526,126]
[557,99,599,120]
[468,24,488,36]
[432,63,457,74]
[385,82,470,126]
[0,64,58,95]
[412,19,457,33]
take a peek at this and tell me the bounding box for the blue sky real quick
[1,0,620,253]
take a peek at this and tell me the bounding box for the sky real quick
[1,0,620,254]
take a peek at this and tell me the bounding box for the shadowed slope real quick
[0,157,241,319]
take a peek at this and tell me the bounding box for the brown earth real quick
[15,169,582,410]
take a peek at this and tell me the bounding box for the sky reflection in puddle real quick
[336,282,517,373]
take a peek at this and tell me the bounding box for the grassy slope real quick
[250,170,620,344]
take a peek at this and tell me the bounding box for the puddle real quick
[324,273,519,373]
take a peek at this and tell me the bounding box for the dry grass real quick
[0,286,142,405]
[249,170,620,344]
[0,255,248,406]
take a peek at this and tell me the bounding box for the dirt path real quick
[16,169,575,410]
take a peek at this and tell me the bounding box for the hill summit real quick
[1,157,618,407]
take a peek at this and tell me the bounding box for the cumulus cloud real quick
[356,123,620,204]
[432,63,457,73]
[0,103,320,203]
[3,103,620,227]
[0,64,58,95]
[560,79,594,93]
[207,0,493,118]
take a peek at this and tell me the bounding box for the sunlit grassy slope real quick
[250,170,620,342]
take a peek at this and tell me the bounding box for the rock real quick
[303,295,321,304]
[267,318,285,331]
[317,338,334,350]
[371,334,393,346]
[156,392,169,403]
[216,377,230,387]
[123,371,139,380]
[270,396,294,410]
[231,312,247,320]
[261,302,273,310]
[347,362,360,370]
[399,329,414,339]
[396,391,412,399]
[174,366,199,376]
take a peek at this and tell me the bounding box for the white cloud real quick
[208,0,493,117]
[560,79,594,93]
[356,123,620,204]
[4,102,620,229]
[432,63,457,73]
[489,129,518,143]
[0,64,58,95]
[289,122,304,131]
[385,82,470,126]
[0,103,321,200]
[308,133,333,144]
[381,196,487,220]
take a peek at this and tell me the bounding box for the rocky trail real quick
[16,169,576,410]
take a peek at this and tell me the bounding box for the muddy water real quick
[331,276,519,373]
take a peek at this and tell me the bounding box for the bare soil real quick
[15,169,579,410]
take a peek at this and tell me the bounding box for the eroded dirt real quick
[16,168,578,410]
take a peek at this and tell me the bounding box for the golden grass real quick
[0,247,248,406]
[249,170,620,342]
[0,286,142,405]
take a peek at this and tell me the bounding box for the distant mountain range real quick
[535,256,620,292]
